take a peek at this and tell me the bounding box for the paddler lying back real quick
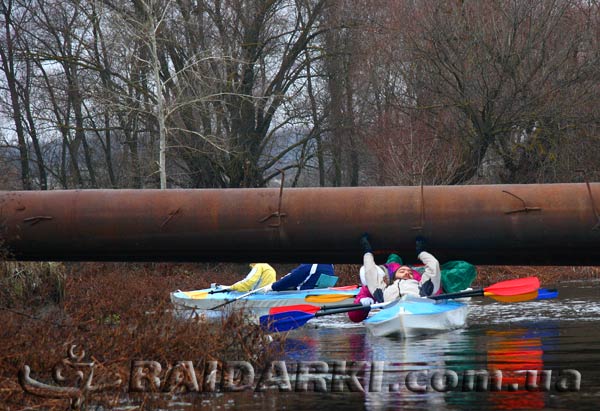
[349,234,442,322]
[264,264,338,292]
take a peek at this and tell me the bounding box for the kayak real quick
[363,296,469,338]
[170,285,359,319]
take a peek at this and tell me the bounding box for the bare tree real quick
[2,0,597,191]
[170,0,329,188]
[0,0,32,189]
[324,0,600,186]
[17,0,106,188]
[394,0,600,184]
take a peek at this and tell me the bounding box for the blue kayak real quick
[363,296,469,338]
[170,285,359,318]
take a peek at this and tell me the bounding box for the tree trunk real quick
[22,61,47,190]
[0,4,31,189]
[148,9,168,189]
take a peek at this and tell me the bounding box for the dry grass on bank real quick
[0,262,286,410]
[475,265,600,286]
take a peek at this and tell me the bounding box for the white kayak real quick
[363,296,469,338]
[170,285,359,319]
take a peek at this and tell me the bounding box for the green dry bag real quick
[440,261,477,293]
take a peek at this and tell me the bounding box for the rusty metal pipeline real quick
[1,183,599,265]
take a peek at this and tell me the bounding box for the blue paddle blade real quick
[536,288,558,300]
[259,310,315,332]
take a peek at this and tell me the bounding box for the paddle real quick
[269,301,362,315]
[470,287,559,303]
[208,285,270,310]
[272,278,545,316]
[429,276,540,301]
[209,288,230,294]
[268,298,360,316]
[287,291,546,315]
[308,286,553,308]
[304,293,358,303]
[260,301,392,332]
[269,304,321,315]
[262,277,541,331]
[182,288,230,299]
[537,288,558,300]
[329,285,360,291]
[486,289,539,303]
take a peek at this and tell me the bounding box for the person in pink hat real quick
[348,234,442,322]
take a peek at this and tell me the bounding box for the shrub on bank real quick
[0,261,65,308]
[0,263,284,410]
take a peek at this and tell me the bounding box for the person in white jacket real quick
[359,234,441,303]
[383,249,441,302]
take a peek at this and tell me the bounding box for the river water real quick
[132,280,600,410]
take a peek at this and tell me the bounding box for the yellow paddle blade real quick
[485,290,539,303]
[183,290,210,299]
[305,294,356,303]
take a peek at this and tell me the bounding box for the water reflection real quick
[486,329,545,410]
[279,293,594,411]
[283,324,476,410]
[142,281,600,410]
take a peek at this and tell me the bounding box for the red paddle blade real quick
[269,304,320,315]
[484,277,540,296]
[329,285,360,291]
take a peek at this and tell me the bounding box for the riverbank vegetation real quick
[0,262,286,409]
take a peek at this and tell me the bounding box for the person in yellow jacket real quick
[223,263,276,292]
